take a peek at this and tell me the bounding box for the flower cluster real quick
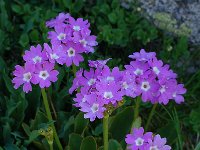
[125,127,171,150]
[70,58,125,121]
[12,13,98,93]
[46,12,98,66]
[124,49,186,105]
[12,44,59,93]
[70,49,186,121]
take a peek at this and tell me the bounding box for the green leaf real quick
[73,0,84,13]
[24,130,39,145]
[74,112,89,135]
[157,121,177,144]
[29,29,39,42]
[0,56,6,72]
[194,142,200,150]
[4,144,20,150]
[11,4,23,14]
[22,123,31,136]
[108,12,117,24]
[68,133,83,150]
[19,33,29,47]
[0,29,6,50]
[80,136,97,150]
[109,139,123,150]
[2,70,15,94]
[92,123,103,136]
[109,106,134,141]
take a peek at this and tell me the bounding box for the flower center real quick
[104,92,113,99]
[32,56,42,63]
[73,25,80,31]
[150,146,159,150]
[50,53,59,60]
[57,33,66,40]
[159,85,166,93]
[67,47,75,57]
[79,39,87,47]
[23,72,32,82]
[106,76,114,81]
[153,67,160,75]
[135,137,144,146]
[134,68,143,75]
[122,82,129,89]
[91,103,99,113]
[39,70,49,80]
[88,78,96,86]
[141,81,151,91]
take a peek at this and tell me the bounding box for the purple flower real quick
[69,68,84,94]
[149,57,163,76]
[48,25,72,45]
[32,62,59,88]
[125,127,171,150]
[157,79,176,105]
[79,93,106,121]
[46,12,70,28]
[23,44,48,64]
[79,68,99,88]
[64,41,84,66]
[98,66,123,83]
[146,135,171,150]
[137,77,159,103]
[88,58,111,69]
[125,61,149,77]
[69,17,90,32]
[12,63,35,93]
[125,127,153,150]
[73,29,98,53]
[96,81,123,104]
[171,83,186,104]
[120,71,139,98]
[129,49,156,62]
[44,43,66,65]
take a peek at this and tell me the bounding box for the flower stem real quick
[50,144,53,150]
[41,88,63,150]
[103,116,109,150]
[72,64,77,77]
[145,103,158,131]
[134,97,140,120]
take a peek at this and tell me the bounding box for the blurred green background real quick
[0,0,200,150]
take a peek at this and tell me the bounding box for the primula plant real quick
[11,12,186,150]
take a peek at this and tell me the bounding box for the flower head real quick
[32,62,59,88]
[125,127,171,150]
[79,93,106,121]
[64,41,84,66]
[23,44,48,64]
[46,12,70,28]
[69,17,90,32]
[12,63,35,93]
[146,135,171,150]
[129,49,156,62]
[44,43,66,65]
[125,127,153,150]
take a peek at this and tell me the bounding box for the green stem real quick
[145,103,158,131]
[103,116,109,150]
[41,88,63,150]
[134,97,140,120]
[72,64,77,77]
[50,144,53,150]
